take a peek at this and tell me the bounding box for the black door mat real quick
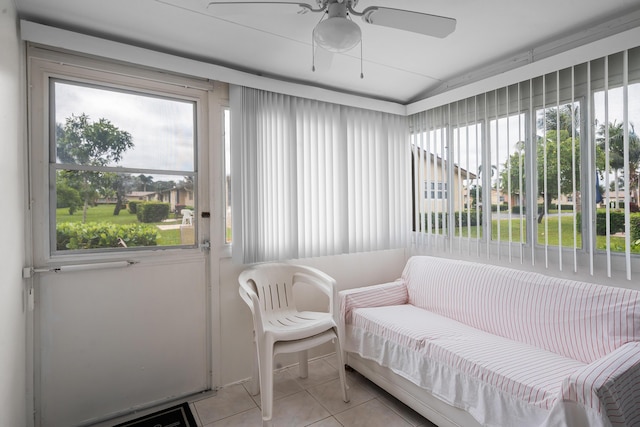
[113,402,198,427]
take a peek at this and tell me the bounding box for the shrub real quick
[456,211,482,227]
[423,213,445,230]
[136,202,170,223]
[606,201,640,212]
[631,214,640,241]
[128,201,139,214]
[512,205,525,214]
[596,210,626,236]
[538,203,569,211]
[491,204,509,212]
[56,184,82,215]
[56,222,160,250]
[423,212,483,229]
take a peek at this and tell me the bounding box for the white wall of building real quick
[0,1,27,426]
[10,12,640,425]
[216,249,408,385]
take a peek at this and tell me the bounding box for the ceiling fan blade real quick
[207,1,319,15]
[360,7,456,38]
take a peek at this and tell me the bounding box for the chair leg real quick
[249,342,260,396]
[333,335,350,403]
[259,345,275,421]
[298,350,308,379]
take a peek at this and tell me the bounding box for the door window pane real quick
[52,80,197,252]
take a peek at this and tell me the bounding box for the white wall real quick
[216,249,407,385]
[0,1,27,426]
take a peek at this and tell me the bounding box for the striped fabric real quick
[352,305,586,411]
[560,341,640,425]
[339,280,407,324]
[402,256,640,364]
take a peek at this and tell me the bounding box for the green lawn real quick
[57,204,183,247]
[59,205,637,253]
[455,214,639,253]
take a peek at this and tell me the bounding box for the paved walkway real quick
[156,224,182,230]
[156,219,188,231]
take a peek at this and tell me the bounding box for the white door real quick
[28,49,217,427]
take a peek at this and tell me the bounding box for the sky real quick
[414,82,640,185]
[54,81,195,175]
[55,77,639,186]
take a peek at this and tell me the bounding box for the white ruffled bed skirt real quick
[345,325,608,427]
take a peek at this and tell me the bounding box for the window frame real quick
[408,49,640,281]
[29,48,213,264]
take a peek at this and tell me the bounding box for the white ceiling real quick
[14,0,640,104]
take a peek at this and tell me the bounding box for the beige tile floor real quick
[95,354,437,427]
[189,354,438,427]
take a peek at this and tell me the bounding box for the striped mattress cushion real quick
[402,256,640,364]
[352,304,586,411]
[340,280,408,324]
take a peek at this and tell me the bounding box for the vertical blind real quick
[410,47,640,281]
[231,87,410,263]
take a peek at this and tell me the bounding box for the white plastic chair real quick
[238,263,349,422]
[181,209,193,225]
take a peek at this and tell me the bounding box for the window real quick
[452,120,483,241]
[411,110,450,237]
[427,182,448,199]
[592,56,640,259]
[410,46,640,280]
[231,87,409,263]
[51,79,198,252]
[488,102,527,247]
[535,98,581,251]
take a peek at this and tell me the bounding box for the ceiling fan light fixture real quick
[313,17,361,52]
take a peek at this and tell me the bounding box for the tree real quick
[103,172,136,215]
[475,164,497,211]
[537,104,580,137]
[468,184,482,209]
[477,164,497,184]
[138,174,154,191]
[536,129,580,221]
[56,172,82,215]
[596,121,640,207]
[500,104,581,223]
[499,141,526,204]
[57,113,133,222]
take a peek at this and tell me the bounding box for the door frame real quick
[26,45,223,426]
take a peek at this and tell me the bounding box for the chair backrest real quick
[240,264,297,311]
[181,209,193,225]
[239,263,335,333]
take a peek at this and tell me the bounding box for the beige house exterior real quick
[155,187,195,213]
[414,152,477,213]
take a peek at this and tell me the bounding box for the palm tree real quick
[476,164,498,211]
[138,174,154,191]
[597,121,640,207]
[538,104,580,137]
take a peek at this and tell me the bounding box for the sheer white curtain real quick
[231,86,410,263]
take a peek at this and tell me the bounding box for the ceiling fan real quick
[207,0,456,76]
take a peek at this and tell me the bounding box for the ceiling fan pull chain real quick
[312,35,316,72]
[312,10,328,73]
[360,39,364,79]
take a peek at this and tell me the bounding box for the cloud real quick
[54,81,195,171]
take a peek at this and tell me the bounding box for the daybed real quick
[339,256,640,427]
